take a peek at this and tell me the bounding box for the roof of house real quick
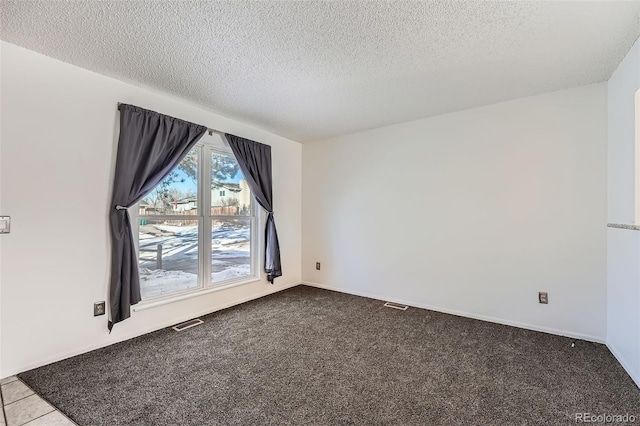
[175,197,197,204]
[211,181,241,192]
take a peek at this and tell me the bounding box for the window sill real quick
[133,276,262,312]
[607,223,640,231]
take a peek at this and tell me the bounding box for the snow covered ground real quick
[138,221,251,299]
[139,268,198,299]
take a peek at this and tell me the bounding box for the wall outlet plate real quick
[316,262,321,270]
[539,292,548,304]
[0,216,10,234]
[94,301,106,316]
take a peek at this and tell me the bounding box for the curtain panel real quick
[108,104,206,330]
[225,134,283,283]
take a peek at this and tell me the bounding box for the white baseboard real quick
[606,342,640,389]
[9,280,628,387]
[2,281,302,378]
[301,281,606,344]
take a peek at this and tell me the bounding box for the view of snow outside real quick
[137,148,254,299]
[138,220,251,299]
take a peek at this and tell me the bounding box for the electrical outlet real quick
[94,301,106,316]
[316,262,321,270]
[0,216,11,234]
[538,292,548,304]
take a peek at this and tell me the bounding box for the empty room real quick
[1,1,640,425]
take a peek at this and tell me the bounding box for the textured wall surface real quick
[1,1,638,142]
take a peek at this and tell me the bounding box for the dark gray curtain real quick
[109,104,207,330]
[225,134,282,283]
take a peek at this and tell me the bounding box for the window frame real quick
[131,135,261,306]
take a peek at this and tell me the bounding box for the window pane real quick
[140,149,198,216]
[139,219,199,299]
[211,151,251,216]
[212,218,252,283]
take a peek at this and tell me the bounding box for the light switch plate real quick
[0,216,10,234]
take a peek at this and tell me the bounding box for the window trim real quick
[133,275,263,312]
[131,134,261,306]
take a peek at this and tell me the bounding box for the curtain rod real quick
[117,103,223,137]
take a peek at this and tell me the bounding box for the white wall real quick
[606,38,640,387]
[0,42,302,377]
[608,39,639,225]
[303,84,608,342]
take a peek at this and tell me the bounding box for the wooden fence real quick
[140,206,239,216]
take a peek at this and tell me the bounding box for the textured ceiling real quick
[1,1,639,142]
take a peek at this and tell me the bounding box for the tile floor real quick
[1,376,76,426]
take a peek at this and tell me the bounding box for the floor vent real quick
[384,302,408,311]
[172,318,204,331]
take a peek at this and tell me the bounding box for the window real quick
[134,138,258,300]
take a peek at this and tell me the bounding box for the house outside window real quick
[133,139,259,301]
